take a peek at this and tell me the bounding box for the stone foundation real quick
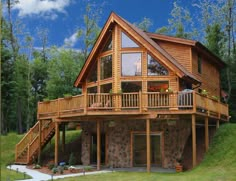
[80,119,191,168]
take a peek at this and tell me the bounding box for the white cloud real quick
[12,0,71,19]
[64,32,78,47]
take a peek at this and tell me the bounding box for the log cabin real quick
[15,12,229,172]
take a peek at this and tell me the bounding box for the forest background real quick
[1,0,236,135]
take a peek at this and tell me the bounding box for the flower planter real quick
[175,164,183,172]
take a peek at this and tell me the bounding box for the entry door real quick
[133,134,162,166]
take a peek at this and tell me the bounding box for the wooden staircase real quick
[15,120,55,164]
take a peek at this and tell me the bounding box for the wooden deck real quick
[38,91,229,121]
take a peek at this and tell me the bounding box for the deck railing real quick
[37,91,229,120]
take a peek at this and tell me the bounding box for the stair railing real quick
[15,121,39,161]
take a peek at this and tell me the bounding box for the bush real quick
[51,167,58,174]
[33,164,41,169]
[69,153,76,166]
[47,163,54,170]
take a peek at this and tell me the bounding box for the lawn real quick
[1,133,31,180]
[58,123,236,181]
[1,123,236,181]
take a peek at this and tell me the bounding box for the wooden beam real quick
[192,114,196,167]
[55,122,59,166]
[146,119,151,172]
[38,120,42,164]
[97,120,101,170]
[205,117,209,152]
[216,120,220,129]
[62,124,66,153]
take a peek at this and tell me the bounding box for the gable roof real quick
[146,32,226,68]
[75,12,223,87]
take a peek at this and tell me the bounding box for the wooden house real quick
[15,12,229,172]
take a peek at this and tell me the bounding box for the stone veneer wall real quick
[80,119,191,168]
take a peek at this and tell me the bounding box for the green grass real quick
[59,123,236,181]
[1,124,236,181]
[1,132,31,180]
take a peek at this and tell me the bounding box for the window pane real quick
[87,86,97,93]
[100,55,112,80]
[147,81,169,92]
[100,83,112,93]
[122,82,142,92]
[121,32,139,48]
[147,54,168,76]
[87,61,97,82]
[122,53,142,76]
[102,36,112,52]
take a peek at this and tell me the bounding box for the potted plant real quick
[43,98,50,103]
[63,93,72,99]
[175,157,183,172]
[201,89,208,96]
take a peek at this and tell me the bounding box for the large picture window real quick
[121,53,142,76]
[100,55,112,80]
[87,61,97,82]
[147,54,168,76]
[121,32,139,48]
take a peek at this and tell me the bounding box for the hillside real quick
[60,123,236,181]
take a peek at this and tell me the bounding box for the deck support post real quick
[55,121,59,166]
[216,120,220,129]
[62,123,66,153]
[205,117,209,152]
[97,120,101,171]
[192,114,196,167]
[38,120,42,164]
[146,119,151,173]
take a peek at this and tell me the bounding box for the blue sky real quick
[6,0,197,50]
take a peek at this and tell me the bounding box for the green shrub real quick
[33,164,41,169]
[47,163,54,170]
[68,153,76,166]
[51,167,58,174]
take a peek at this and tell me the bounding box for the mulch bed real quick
[26,165,85,176]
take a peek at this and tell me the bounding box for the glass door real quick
[133,134,162,166]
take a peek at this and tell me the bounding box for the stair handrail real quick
[15,121,39,159]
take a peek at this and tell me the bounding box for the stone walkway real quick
[7,165,175,181]
[7,165,112,181]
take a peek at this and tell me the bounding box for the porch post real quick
[55,121,59,166]
[192,114,196,167]
[205,117,209,151]
[38,120,42,164]
[62,123,66,153]
[97,120,101,170]
[146,119,151,172]
[216,120,220,129]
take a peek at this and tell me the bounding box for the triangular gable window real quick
[147,54,168,76]
[102,35,112,52]
[121,32,139,48]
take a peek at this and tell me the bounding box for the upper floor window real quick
[87,86,97,93]
[147,81,169,92]
[121,81,142,92]
[121,53,142,76]
[198,55,202,74]
[102,35,112,52]
[121,32,139,48]
[100,83,112,93]
[87,61,97,82]
[100,55,112,80]
[147,54,168,76]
